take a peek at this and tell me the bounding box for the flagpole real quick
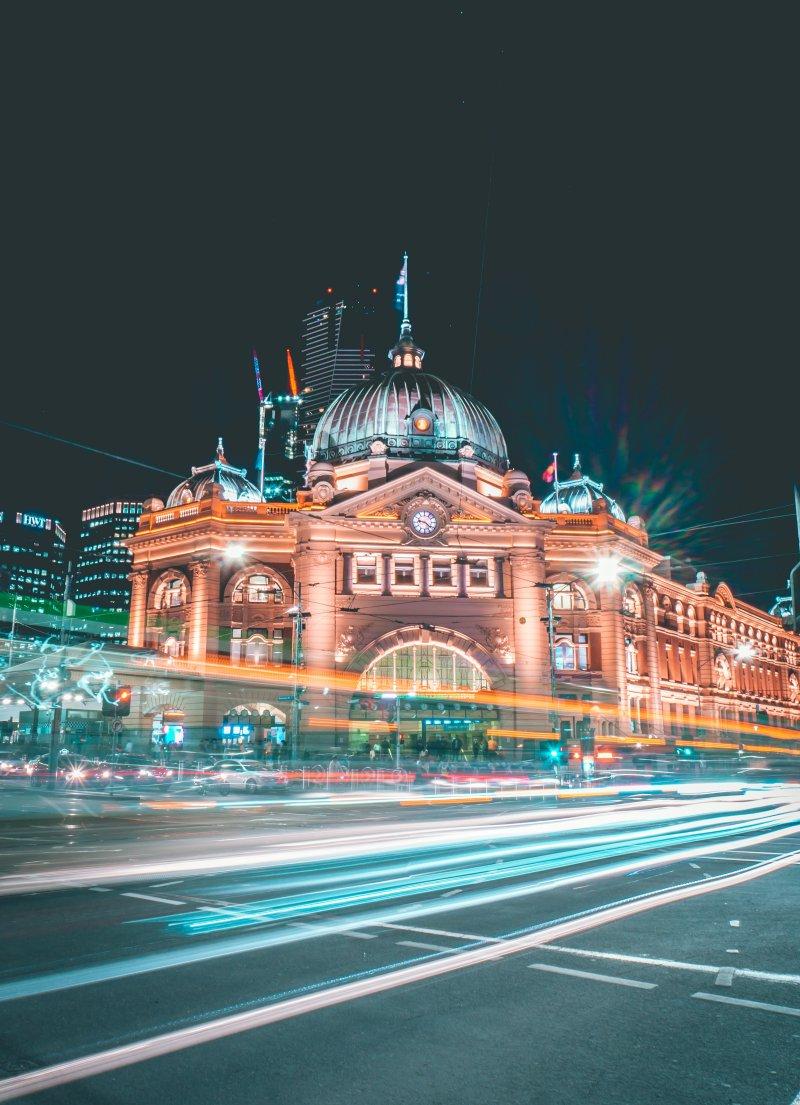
[553,452,560,512]
[403,251,409,324]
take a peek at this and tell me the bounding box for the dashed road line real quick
[396,940,454,953]
[88,887,112,893]
[149,880,185,888]
[528,963,657,989]
[339,931,377,940]
[120,893,185,906]
[715,968,735,987]
[693,992,800,1018]
[539,945,800,986]
[374,922,502,944]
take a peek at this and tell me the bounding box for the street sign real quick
[276,695,294,702]
[111,720,123,733]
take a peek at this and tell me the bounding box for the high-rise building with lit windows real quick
[0,507,67,656]
[74,501,142,641]
[298,286,382,454]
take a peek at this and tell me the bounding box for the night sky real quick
[3,8,796,608]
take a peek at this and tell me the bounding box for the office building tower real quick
[0,507,67,657]
[74,501,143,641]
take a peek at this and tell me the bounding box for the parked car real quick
[199,760,288,795]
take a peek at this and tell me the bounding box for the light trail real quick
[1,792,794,896]
[0,847,797,1102]
[1,808,798,1005]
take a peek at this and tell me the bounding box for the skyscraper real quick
[297,286,382,453]
[0,507,67,658]
[74,501,143,642]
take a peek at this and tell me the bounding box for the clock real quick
[409,509,439,537]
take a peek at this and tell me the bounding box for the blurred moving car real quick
[27,754,95,787]
[96,753,175,788]
[199,760,288,794]
[0,750,27,778]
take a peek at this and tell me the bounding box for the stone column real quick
[643,583,664,738]
[419,554,430,598]
[295,537,338,756]
[694,607,715,736]
[341,552,353,596]
[381,553,392,597]
[127,569,149,648]
[188,559,221,661]
[599,579,629,736]
[509,549,549,737]
[457,557,468,598]
[494,557,506,599]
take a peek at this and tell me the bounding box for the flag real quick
[542,461,556,483]
[394,254,407,313]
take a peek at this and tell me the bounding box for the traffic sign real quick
[276,695,294,702]
[111,720,124,733]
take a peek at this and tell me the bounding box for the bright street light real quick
[223,542,247,562]
[735,642,755,662]
[595,556,622,586]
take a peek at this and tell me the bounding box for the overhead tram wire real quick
[650,504,793,538]
[0,419,184,478]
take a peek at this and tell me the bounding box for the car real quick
[26,754,97,788]
[0,750,27,779]
[200,761,288,795]
[97,754,175,788]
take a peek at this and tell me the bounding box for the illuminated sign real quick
[16,513,51,531]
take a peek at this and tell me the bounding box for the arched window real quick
[154,576,187,610]
[554,634,589,671]
[552,582,587,610]
[358,643,490,694]
[232,573,284,604]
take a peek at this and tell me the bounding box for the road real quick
[0,782,799,1104]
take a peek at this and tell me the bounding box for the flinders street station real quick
[113,306,800,762]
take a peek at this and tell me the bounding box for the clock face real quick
[410,509,438,536]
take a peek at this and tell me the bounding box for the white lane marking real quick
[715,968,735,987]
[339,931,377,940]
[528,963,657,990]
[397,940,453,953]
[440,889,462,898]
[120,893,184,906]
[689,863,700,869]
[374,922,502,943]
[149,880,185,888]
[729,919,740,927]
[89,887,112,893]
[539,945,800,986]
[727,949,740,954]
[0,850,796,1102]
[693,992,800,1018]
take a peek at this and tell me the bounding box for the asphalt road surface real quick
[1,782,799,1105]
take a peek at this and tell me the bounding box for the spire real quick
[216,437,227,464]
[389,251,425,366]
[572,453,582,477]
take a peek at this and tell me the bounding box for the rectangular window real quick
[469,559,489,586]
[394,557,415,585]
[431,560,452,586]
[577,633,589,671]
[356,555,377,584]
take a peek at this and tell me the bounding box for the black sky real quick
[2,7,797,606]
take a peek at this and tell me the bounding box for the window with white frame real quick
[431,559,453,586]
[552,582,586,610]
[554,633,589,671]
[469,559,489,586]
[232,573,283,604]
[394,556,415,585]
[355,554,377,585]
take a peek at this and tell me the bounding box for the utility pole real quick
[535,582,559,729]
[288,582,309,762]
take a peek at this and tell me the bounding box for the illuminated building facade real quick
[126,308,800,754]
[74,501,143,641]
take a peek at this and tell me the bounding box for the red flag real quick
[542,461,556,483]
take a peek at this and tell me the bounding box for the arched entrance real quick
[349,637,499,759]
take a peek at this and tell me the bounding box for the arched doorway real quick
[350,641,497,759]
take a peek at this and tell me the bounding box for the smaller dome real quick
[540,454,626,522]
[166,438,263,507]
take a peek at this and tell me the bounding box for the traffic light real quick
[102,685,132,718]
[675,745,694,759]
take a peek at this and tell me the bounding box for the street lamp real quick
[595,555,622,586]
[380,692,416,768]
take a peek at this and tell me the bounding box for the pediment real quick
[319,467,530,527]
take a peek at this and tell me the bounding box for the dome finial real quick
[572,453,582,477]
[216,436,226,464]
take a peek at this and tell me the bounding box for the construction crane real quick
[252,349,267,497]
